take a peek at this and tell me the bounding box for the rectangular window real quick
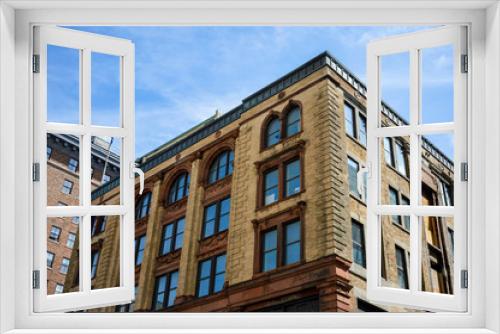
[66,232,76,249]
[59,257,70,275]
[263,168,279,205]
[47,252,55,268]
[152,270,178,310]
[395,246,409,289]
[262,229,278,272]
[283,221,301,265]
[67,158,78,172]
[61,179,73,195]
[352,220,366,268]
[284,159,301,197]
[49,225,61,242]
[395,141,408,177]
[135,234,146,266]
[55,284,64,294]
[47,146,52,159]
[91,250,100,279]
[102,174,111,183]
[448,228,455,251]
[400,195,411,230]
[202,197,231,238]
[196,254,226,298]
[388,186,401,226]
[348,157,360,198]
[261,220,302,272]
[383,137,394,166]
[358,113,367,146]
[344,102,356,137]
[91,216,107,236]
[160,217,184,256]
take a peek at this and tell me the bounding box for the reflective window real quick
[135,234,146,266]
[196,254,226,298]
[264,168,279,205]
[66,232,76,249]
[208,150,234,184]
[49,225,61,242]
[153,270,178,310]
[285,106,301,137]
[168,172,190,204]
[262,229,278,272]
[395,246,409,289]
[348,157,360,198]
[68,158,79,172]
[352,220,366,268]
[344,103,356,137]
[265,117,281,147]
[202,197,231,238]
[91,250,100,279]
[284,221,301,265]
[60,257,70,274]
[160,217,185,255]
[285,159,301,197]
[135,192,152,220]
[47,252,55,268]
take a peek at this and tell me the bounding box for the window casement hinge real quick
[461,162,468,182]
[461,269,468,289]
[32,270,40,289]
[32,162,40,182]
[32,54,40,73]
[461,54,468,74]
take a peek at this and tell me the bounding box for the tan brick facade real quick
[65,52,454,312]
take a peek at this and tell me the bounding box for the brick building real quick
[46,134,120,295]
[65,52,455,312]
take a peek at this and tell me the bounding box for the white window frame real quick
[32,25,136,313]
[365,26,468,312]
[0,1,498,333]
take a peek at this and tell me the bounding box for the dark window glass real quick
[358,114,367,146]
[285,106,301,137]
[264,168,279,205]
[49,225,61,241]
[153,270,178,310]
[135,234,146,266]
[384,138,394,166]
[68,158,78,172]
[197,259,212,297]
[388,186,401,226]
[213,254,226,293]
[400,195,411,230]
[91,250,100,279]
[285,159,301,197]
[47,252,55,268]
[395,141,408,177]
[448,228,455,252]
[344,103,356,137]
[395,246,409,289]
[168,172,190,204]
[352,220,366,267]
[160,217,184,255]
[135,192,152,220]
[262,229,278,272]
[208,150,234,184]
[91,216,107,236]
[203,197,231,238]
[196,254,226,298]
[284,221,301,265]
[265,117,281,147]
[442,181,454,206]
[348,157,360,198]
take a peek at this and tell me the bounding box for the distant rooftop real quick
[92,51,453,200]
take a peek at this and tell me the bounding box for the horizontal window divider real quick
[44,123,127,137]
[46,205,125,217]
[374,205,454,216]
[373,122,454,138]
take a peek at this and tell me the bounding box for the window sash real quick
[366,25,467,312]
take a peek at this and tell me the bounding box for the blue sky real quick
[47,26,454,160]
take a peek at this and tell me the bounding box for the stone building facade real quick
[65,52,455,312]
[46,134,120,295]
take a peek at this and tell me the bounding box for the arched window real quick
[208,150,234,184]
[265,117,281,147]
[167,172,190,204]
[135,192,152,220]
[285,105,301,137]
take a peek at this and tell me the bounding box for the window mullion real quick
[409,48,421,293]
